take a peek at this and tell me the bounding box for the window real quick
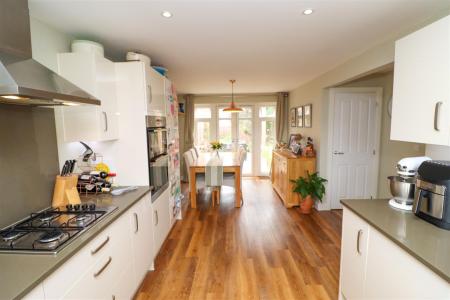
[194,106,212,150]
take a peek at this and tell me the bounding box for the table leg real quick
[234,166,241,207]
[190,168,197,208]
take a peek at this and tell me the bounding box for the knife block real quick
[52,175,81,208]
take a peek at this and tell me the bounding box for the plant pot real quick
[299,195,314,214]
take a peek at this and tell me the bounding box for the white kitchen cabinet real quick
[340,207,450,300]
[152,188,171,257]
[57,52,119,142]
[339,209,370,300]
[365,228,449,299]
[147,67,166,116]
[22,284,45,300]
[130,193,154,285]
[391,15,450,146]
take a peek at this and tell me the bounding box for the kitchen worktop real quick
[0,186,151,300]
[341,199,450,282]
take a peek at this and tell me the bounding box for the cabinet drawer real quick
[44,212,131,299]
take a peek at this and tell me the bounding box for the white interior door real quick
[328,88,382,209]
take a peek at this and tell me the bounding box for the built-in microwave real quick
[146,116,169,201]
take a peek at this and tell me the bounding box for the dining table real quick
[189,151,242,208]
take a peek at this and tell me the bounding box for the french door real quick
[217,104,276,176]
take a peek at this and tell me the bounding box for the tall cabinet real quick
[390,15,450,146]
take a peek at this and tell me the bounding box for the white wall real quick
[426,145,450,160]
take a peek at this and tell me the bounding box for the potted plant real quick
[291,172,327,214]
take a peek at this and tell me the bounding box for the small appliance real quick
[413,160,450,230]
[388,156,431,211]
[146,116,169,201]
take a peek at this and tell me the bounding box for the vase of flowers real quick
[210,141,223,158]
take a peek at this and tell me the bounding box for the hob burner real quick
[38,230,65,243]
[38,212,59,223]
[1,231,25,242]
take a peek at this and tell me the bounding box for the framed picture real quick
[288,134,302,152]
[290,108,296,127]
[304,104,312,128]
[296,106,303,128]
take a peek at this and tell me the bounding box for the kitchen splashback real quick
[0,104,59,229]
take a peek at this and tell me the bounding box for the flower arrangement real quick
[210,141,224,151]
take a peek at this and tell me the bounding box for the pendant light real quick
[223,79,243,113]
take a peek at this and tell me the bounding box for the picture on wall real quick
[288,134,302,153]
[290,108,296,127]
[296,106,303,127]
[304,104,312,128]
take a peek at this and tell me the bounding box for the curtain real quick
[276,92,289,144]
[181,94,195,181]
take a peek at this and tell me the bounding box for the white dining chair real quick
[189,148,198,159]
[183,151,204,191]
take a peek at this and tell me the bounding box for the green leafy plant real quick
[291,172,327,202]
[210,141,223,150]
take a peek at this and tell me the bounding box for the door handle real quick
[333,151,344,155]
[134,212,139,233]
[356,230,363,255]
[434,101,442,131]
[103,111,108,132]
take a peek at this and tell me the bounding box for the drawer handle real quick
[93,256,112,278]
[103,111,108,132]
[434,101,442,131]
[91,236,110,255]
[356,230,363,255]
[154,210,159,226]
[134,212,139,233]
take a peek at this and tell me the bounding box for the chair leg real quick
[212,189,215,208]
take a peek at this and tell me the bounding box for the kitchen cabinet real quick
[152,188,171,257]
[339,208,450,300]
[339,208,370,299]
[41,194,152,300]
[130,193,154,284]
[391,15,450,146]
[147,67,166,116]
[57,52,119,142]
[271,150,316,207]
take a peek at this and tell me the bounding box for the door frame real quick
[326,87,383,209]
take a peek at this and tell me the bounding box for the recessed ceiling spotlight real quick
[161,10,173,18]
[303,9,314,15]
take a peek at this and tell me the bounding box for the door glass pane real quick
[239,119,252,175]
[218,119,232,151]
[218,107,232,119]
[195,121,210,149]
[238,107,252,118]
[259,106,276,118]
[261,119,276,175]
[195,107,211,118]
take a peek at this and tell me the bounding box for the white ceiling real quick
[29,0,450,94]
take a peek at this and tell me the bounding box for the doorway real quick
[327,88,383,209]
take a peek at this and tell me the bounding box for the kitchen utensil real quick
[388,176,416,205]
[80,142,95,162]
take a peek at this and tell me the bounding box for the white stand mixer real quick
[388,156,431,211]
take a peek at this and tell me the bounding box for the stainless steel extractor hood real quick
[0,0,100,106]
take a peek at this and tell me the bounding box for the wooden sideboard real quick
[271,150,316,208]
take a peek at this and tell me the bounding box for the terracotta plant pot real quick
[299,195,314,214]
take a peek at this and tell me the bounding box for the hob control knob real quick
[81,204,88,211]
[66,204,73,211]
[74,204,80,211]
[89,203,96,211]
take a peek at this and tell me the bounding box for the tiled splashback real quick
[0,104,59,229]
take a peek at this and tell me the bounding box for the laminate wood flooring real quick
[136,178,342,300]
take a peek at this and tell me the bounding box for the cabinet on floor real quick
[56,52,119,142]
[391,15,450,146]
[271,150,316,208]
[339,208,450,299]
[152,188,171,258]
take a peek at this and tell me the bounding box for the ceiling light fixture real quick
[161,10,173,18]
[303,9,314,15]
[223,80,243,113]
[1,95,30,100]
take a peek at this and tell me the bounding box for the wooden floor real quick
[136,178,342,300]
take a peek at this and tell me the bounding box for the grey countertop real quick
[341,199,450,283]
[0,186,151,300]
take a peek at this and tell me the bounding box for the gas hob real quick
[0,203,117,254]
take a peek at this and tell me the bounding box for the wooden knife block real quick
[52,175,81,208]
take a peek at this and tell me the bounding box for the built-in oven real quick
[146,116,169,201]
